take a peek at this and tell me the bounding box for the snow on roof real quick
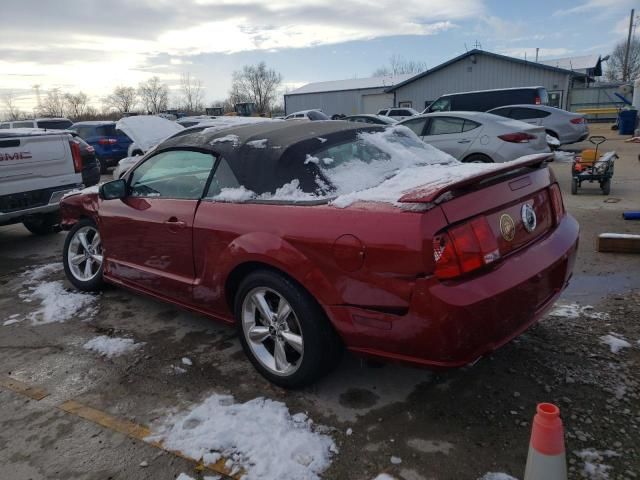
[287,74,415,95]
[539,54,601,72]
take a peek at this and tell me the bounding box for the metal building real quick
[284,74,413,116]
[386,49,589,111]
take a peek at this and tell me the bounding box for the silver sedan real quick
[487,104,589,145]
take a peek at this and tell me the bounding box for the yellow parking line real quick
[0,376,49,400]
[58,399,241,479]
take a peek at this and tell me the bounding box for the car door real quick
[420,116,475,159]
[99,149,216,304]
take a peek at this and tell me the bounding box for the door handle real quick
[164,217,186,232]
[457,139,471,144]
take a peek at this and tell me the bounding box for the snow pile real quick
[246,139,268,148]
[554,150,574,163]
[15,263,98,326]
[479,474,518,480]
[83,336,144,358]
[211,186,256,202]
[147,394,337,480]
[575,449,619,479]
[3,314,20,326]
[546,134,560,147]
[181,357,192,366]
[209,134,240,147]
[548,303,609,320]
[599,334,631,354]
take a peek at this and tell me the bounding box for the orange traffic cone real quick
[524,403,567,480]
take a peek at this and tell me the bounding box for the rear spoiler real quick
[398,153,553,204]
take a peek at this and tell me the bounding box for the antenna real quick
[473,40,482,50]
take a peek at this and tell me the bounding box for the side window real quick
[428,97,451,112]
[524,108,550,119]
[427,117,465,135]
[488,108,512,118]
[129,150,215,200]
[510,108,542,120]
[13,121,34,128]
[462,120,481,132]
[0,123,9,129]
[401,118,428,136]
[75,126,93,139]
[205,157,241,198]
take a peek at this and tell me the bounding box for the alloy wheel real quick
[241,287,304,377]
[67,226,103,282]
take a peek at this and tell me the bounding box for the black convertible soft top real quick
[158,120,384,195]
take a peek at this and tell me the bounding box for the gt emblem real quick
[499,214,516,241]
[521,203,537,233]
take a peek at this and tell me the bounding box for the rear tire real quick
[63,218,105,292]
[462,153,493,163]
[571,178,578,195]
[601,179,611,195]
[23,212,60,235]
[234,270,342,388]
[96,157,106,174]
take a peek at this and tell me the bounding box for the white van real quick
[0,118,74,130]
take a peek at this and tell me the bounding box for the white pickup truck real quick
[0,129,84,234]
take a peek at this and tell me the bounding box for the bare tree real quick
[1,92,26,121]
[372,54,427,77]
[39,88,66,117]
[180,73,204,113]
[605,37,640,82]
[229,62,282,114]
[138,76,169,114]
[64,91,90,119]
[105,86,138,114]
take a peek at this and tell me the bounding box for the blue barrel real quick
[623,211,640,220]
[618,109,638,135]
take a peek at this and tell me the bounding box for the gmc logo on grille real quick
[0,152,32,161]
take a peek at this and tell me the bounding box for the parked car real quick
[425,87,549,113]
[1,128,83,234]
[70,121,133,173]
[112,116,275,179]
[398,111,550,163]
[60,121,577,387]
[177,115,218,128]
[486,105,589,145]
[343,114,397,125]
[68,132,100,186]
[284,110,330,121]
[0,118,74,130]
[376,108,419,121]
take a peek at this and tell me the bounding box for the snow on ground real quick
[553,150,575,163]
[372,474,396,480]
[176,474,220,480]
[12,263,98,326]
[246,139,268,148]
[575,449,619,479]
[83,336,144,358]
[479,474,518,480]
[599,334,631,354]
[548,303,610,320]
[147,394,337,480]
[181,357,192,366]
[390,456,402,465]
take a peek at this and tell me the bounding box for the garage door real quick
[362,94,394,114]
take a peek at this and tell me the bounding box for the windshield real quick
[307,111,330,120]
[428,97,451,112]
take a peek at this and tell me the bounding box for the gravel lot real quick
[1,123,638,480]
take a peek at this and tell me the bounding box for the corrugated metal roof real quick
[287,74,415,95]
[539,55,601,72]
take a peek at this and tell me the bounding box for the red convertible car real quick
[60,121,578,387]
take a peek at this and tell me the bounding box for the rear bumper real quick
[326,214,579,368]
[0,183,82,226]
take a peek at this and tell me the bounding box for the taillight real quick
[549,183,564,224]
[498,132,536,143]
[98,138,117,145]
[534,96,541,105]
[70,140,83,173]
[570,117,585,124]
[433,216,501,280]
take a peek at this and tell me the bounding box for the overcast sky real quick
[0,0,635,112]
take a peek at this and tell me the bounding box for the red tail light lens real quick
[570,117,585,124]
[549,183,564,224]
[98,138,117,145]
[433,216,501,280]
[498,132,536,143]
[70,140,83,173]
[534,96,541,105]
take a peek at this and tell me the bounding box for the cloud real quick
[496,47,573,60]
[553,0,635,17]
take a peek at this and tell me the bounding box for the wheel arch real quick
[462,152,493,163]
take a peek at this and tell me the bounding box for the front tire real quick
[63,218,105,292]
[23,212,60,235]
[234,270,342,388]
[571,178,578,195]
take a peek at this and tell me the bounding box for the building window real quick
[399,101,412,108]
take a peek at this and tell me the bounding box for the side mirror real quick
[99,179,127,200]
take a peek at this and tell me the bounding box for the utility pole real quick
[622,8,634,82]
[535,48,539,62]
